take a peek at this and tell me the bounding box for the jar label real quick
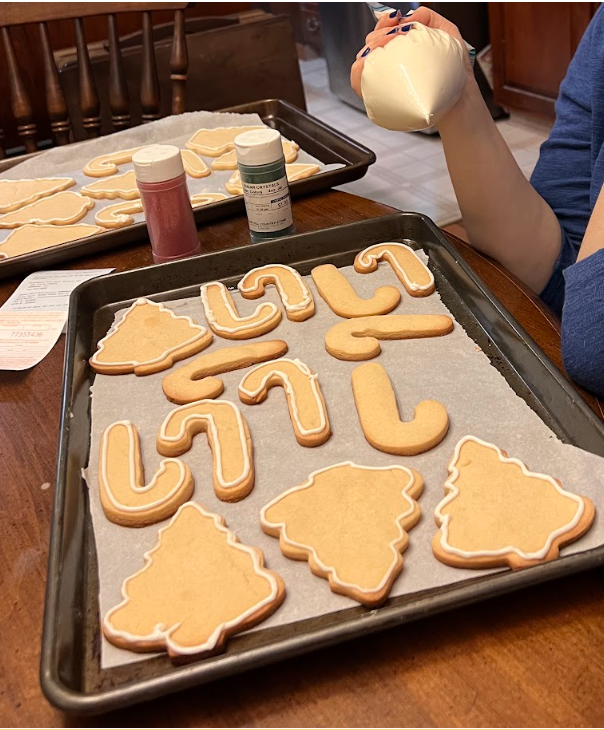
[241,175,294,233]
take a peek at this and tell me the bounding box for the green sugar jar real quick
[234,128,296,243]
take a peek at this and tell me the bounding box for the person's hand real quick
[350,7,472,99]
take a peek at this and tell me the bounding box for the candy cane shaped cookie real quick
[99,420,194,527]
[311,264,400,318]
[239,358,331,447]
[162,340,289,404]
[354,242,435,297]
[84,146,144,177]
[325,314,454,361]
[238,264,315,322]
[352,363,449,455]
[157,399,254,501]
[200,281,282,339]
[95,200,144,229]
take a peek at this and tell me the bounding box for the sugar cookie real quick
[95,200,143,229]
[84,146,144,177]
[81,170,139,200]
[325,314,454,361]
[103,501,285,660]
[354,242,435,297]
[90,298,212,376]
[185,126,264,157]
[311,263,400,318]
[352,362,449,455]
[190,192,228,207]
[0,177,75,214]
[0,191,94,229]
[226,163,321,196]
[157,399,254,502]
[0,223,103,259]
[261,462,423,607]
[162,340,288,404]
[211,140,299,170]
[200,281,282,340]
[99,420,193,527]
[433,436,596,570]
[238,264,315,322]
[239,357,331,447]
[180,149,210,178]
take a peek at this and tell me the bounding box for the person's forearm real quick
[439,79,562,293]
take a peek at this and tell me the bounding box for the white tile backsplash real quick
[300,58,551,226]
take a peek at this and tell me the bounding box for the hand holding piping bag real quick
[351,6,476,132]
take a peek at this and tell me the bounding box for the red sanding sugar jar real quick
[133,144,200,263]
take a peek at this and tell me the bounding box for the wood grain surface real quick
[0,191,603,727]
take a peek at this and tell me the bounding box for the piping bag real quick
[363,2,475,132]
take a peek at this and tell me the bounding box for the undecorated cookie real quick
[186,126,264,157]
[238,264,315,322]
[261,462,423,607]
[103,501,285,661]
[311,264,400,318]
[355,242,435,297]
[200,281,282,340]
[0,177,75,214]
[0,191,94,229]
[180,149,211,178]
[190,192,228,207]
[239,357,331,447]
[157,399,254,502]
[81,170,140,200]
[0,223,103,259]
[352,362,449,455]
[90,298,212,376]
[211,140,299,170]
[99,420,193,527]
[433,436,596,570]
[95,200,143,229]
[162,339,289,404]
[325,314,454,361]
[84,146,143,177]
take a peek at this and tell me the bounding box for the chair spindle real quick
[170,9,188,115]
[107,14,131,132]
[140,11,160,124]
[74,18,101,138]
[39,22,71,146]
[1,26,38,154]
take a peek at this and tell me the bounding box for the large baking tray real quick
[0,99,375,279]
[41,212,604,714]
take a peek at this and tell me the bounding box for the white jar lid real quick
[234,128,283,166]
[132,144,184,183]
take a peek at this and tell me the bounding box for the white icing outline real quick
[103,501,281,656]
[200,281,280,335]
[260,462,420,596]
[95,200,143,227]
[239,357,327,437]
[100,421,189,514]
[285,163,320,181]
[0,223,103,260]
[185,126,264,155]
[237,264,313,313]
[0,177,75,213]
[190,193,227,207]
[356,242,435,293]
[180,149,210,177]
[435,436,586,561]
[84,146,143,176]
[90,298,209,369]
[158,399,252,491]
[0,191,94,228]
[81,170,139,199]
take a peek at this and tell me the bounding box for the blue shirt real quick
[530,6,604,398]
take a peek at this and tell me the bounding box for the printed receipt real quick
[0,269,114,370]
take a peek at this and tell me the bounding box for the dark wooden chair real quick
[0,2,196,157]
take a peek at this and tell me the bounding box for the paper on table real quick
[0,110,343,252]
[0,311,66,370]
[85,259,604,669]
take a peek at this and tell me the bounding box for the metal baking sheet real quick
[0,99,375,279]
[41,212,604,714]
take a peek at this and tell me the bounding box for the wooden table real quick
[1,191,603,727]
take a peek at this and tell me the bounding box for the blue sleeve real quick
[530,10,596,317]
[562,249,604,398]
